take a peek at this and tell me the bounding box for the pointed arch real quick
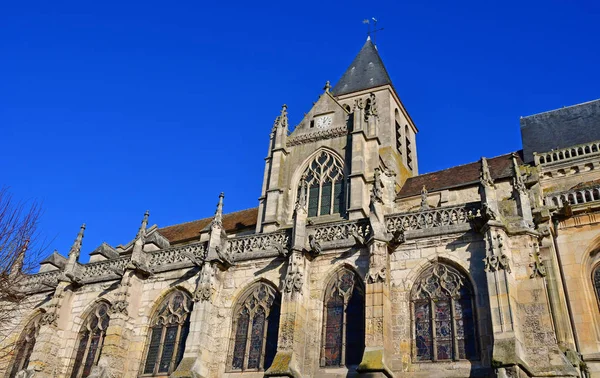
[141,289,193,376]
[294,148,347,218]
[228,280,281,372]
[410,262,477,362]
[69,300,111,378]
[7,311,44,377]
[320,266,365,367]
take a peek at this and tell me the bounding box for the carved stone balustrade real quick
[385,203,481,238]
[80,257,131,282]
[21,270,62,293]
[148,242,208,272]
[545,184,600,208]
[226,229,292,258]
[308,219,371,250]
[535,140,600,165]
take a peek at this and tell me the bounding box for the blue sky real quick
[2,0,599,264]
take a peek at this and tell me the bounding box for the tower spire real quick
[136,210,150,240]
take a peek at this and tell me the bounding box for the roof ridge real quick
[521,98,600,119]
[414,151,518,178]
[159,206,258,230]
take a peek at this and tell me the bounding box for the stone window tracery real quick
[9,313,42,377]
[300,151,345,217]
[70,302,111,378]
[321,267,364,367]
[411,263,477,362]
[228,282,280,372]
[142,290,192,376]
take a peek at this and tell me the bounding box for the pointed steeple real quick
[331,39,392,96]
[68,224,86,262]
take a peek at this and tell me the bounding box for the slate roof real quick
[520,99,600,163]
[332,38,393,96]
[158,207,258,244]
[397,152,522,199]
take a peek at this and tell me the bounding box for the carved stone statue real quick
[479,157,494,187]
[370,168,384,204]
[420,185,430,211]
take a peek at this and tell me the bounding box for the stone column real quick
[27,282,70,377]
[357,239,394,378]
[265,192,309,378]
[357,178,394,378]
[511,153,534,227]
[260,105,288,233]
[172,262,219,378]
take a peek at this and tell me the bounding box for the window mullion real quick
[258,309,270,370]
[94,330,106,366]
[77,331,93,378]
[341,298,348,367]
[317,181,323,216]
[154,325,167,375]
[431,299,437,362]
[330,179,335,215]
[170,323,183,373]
[450,299,458,361]
[243,309,254,371]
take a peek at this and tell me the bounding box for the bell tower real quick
[256,38,418,231]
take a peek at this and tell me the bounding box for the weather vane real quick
[363,17,384,45]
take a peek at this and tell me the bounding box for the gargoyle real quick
[308,234,322,256]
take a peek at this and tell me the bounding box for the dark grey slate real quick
[520,99,600,163]
[40,250,67,268]
[332,38,392,96]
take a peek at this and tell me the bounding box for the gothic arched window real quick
[229,282,280,372]
[592,265,600,311]
[301,151,345,218]
[142,290,192,376]
[9,313,42,377]
[411,263,477,362]
[70,302,110,378]
[321,267,365,367]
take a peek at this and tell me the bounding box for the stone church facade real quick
[2,39,600,378]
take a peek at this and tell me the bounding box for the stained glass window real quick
[142,290,192,376]
[70,302,110,378]
[229,283,280,371]
[9,313,42,377]
[411,263,477,362]
[300,151,345,217]
[321,268,364,367]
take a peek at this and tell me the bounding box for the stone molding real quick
[286,125,348,147]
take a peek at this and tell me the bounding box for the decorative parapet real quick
[545,184,600,207]
[286,125,348,147]
[226,229,292,255]
[310,219,371,243]
[81,256,130,280]
[21,270,62,292]
[148,242,207,267]
[385,203,481,234]
[534,140,600,166]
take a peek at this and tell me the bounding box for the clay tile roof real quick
[397,152,523,199]
[158,207,258,244]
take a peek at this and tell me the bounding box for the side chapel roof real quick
[332,38,393,96]
[397,152,523,198]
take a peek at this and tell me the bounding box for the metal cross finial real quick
[323,81,331,93]
[363,17,384,45]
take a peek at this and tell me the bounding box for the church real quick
[2,37,600,378]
